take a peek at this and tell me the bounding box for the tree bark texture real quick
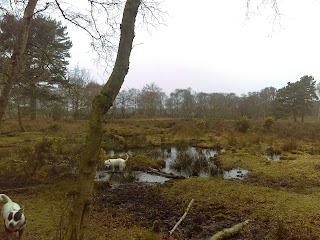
[0,0,38,130]
[65,0,141,239]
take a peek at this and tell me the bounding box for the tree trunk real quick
[0,0,38,130]
[29,84,37,120]
[65,0,141,239]
[17,103,26,132]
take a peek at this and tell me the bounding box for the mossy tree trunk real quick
[65,0,141,239]
[0,0,38,130]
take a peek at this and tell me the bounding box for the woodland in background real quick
[3,72,320,122]
[0,13,319,124]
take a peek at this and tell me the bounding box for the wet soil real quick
[93,182,273,240]
[0,176,276,239]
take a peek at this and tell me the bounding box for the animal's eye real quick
[14,212,22,221]
[8,212,13,221]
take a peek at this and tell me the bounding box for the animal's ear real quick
[19,206,25,213]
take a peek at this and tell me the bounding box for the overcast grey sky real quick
[69,0,320,95]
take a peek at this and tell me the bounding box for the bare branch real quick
[54,0,99,40]
[246,0,281,19]
[32,1,49,16]
[51,0,125,71]
[245,0,282,33]
[139,0,166,32]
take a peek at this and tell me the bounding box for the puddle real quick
[95,170,170,186]
[223,168,249,180]
[265,154,281,161]
[136,171,170,184]
[264,146,281,161]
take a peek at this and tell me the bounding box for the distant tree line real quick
[1,15,319,123]
[7,74,319,123]
[110,76,319,122]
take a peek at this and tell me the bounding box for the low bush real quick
[235,116,251,133]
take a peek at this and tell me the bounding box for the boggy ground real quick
[0,176,274,240]
[93,181,273,240]
[2,118,320,239]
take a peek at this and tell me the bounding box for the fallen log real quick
[147,168,185,179]
[210,220,251,240]
[169,199,195,235]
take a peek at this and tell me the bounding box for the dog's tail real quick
[125,153,129,161]
[0,194,12,203]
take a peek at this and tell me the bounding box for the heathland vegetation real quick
[2,116,320,239]
[2,1,320,239]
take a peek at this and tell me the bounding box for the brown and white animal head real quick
[104,153,129,172]
[0,194,26,240]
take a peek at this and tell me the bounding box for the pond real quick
[98,147,249,186]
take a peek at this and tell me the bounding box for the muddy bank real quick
[93,182,273,239]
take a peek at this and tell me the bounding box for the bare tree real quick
[138,83,165,116]
[65,0,141,239]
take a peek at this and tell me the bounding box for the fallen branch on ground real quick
[147,167,185,179]
[210,219,251,240]
[169,199,194,235]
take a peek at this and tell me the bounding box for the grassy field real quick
[1,117,320,239]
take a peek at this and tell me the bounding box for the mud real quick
[0,176,275,240]
[93,182,273,240]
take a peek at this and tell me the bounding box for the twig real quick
[209,219,251,240]
[169,199,194,235]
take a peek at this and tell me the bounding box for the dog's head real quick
[5,206,25,231]
[104,160,111,168]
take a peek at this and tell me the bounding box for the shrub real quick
[171,151,193,175]
[21,137,77,179]
[192,153,209,176]
[235,116,251,133]
[196,119,206,129]
[113,134,125,144]
[263,116,274,130]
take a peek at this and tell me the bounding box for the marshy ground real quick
[1,118,320,239]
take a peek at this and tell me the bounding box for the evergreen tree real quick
[271,75,318,121]
[0,14,72,120]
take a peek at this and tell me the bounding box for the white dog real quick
[104,153,129,172]
[0,194,26,240]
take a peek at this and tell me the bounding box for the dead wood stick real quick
[169,199,194,235]
[209,219,251,240]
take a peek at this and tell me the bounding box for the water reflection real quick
[95,170,170,186]
[99,147,249,186]
[223,168,249,180]
[161,147,218,177]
